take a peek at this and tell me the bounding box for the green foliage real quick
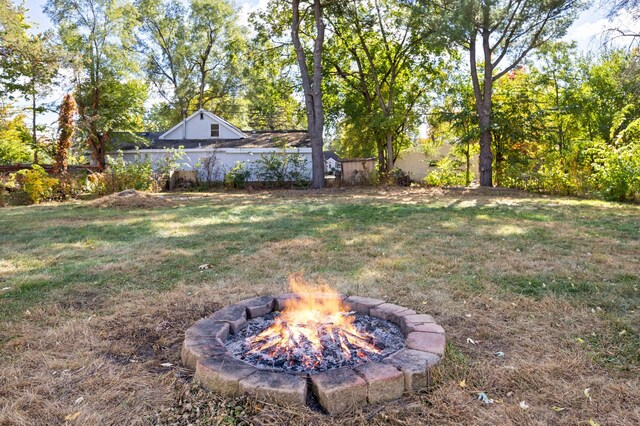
[590,142,640,202]
[389,168,411,186]
[88,152,154,195]
[223,161,251,189]
[0,107,32,164]
[252,150,310,187]
[12,165,59,204]
[423,157,470,187]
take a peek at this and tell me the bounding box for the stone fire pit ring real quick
[182,294,445,414]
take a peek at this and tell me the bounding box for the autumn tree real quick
[46,0,147,170]
[446,0,586,186]
[54,94,77,173]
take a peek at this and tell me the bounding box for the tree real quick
[54,94,78,173]
[325,0,447,173]
[136,0,246,126]
[1,1,60,163]
[447,0,586,186]
[291,0,325,188]
[46,0,147,170]
[0,105,32,164]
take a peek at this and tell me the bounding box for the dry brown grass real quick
[89,190,176,209]
[1,187,638,425]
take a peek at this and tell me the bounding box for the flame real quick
[245,273,380,370]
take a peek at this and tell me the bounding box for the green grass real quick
[1,190,639,362]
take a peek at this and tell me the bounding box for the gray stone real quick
[343,296,386,315]
[383,349,441,391]
[353,362,404,404]
[310,368,368,415]
[274,293,301,311]
[405,332,446,356]
[236,296,275,319]
[369,303,416,325]
[209,304,247,334]
[238,370,308,406]
[185,319,230,341]
[399,313,435,335]
[181,336,228,369]
[195,355,258,397]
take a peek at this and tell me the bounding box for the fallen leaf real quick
[584,388,591,401]
[589,419,600,426]
[160,362,173,367]
[466,338,476,345]
[519,400,529,410]
[458,379,467,388]
[495,351,505,357]
[198,264,211,270]
[618,330,627,336]
[551,406,566,412]
[64,411,81,421]
[74,397,84,405]
[576,337,585,344]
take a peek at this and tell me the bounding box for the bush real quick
[423,157,469,187]
[591,143,640,202]
[12,165,59,204]
[54,172,88,200]
[252,150,310,188]
[195,151,224,187]
[104,151,154,194]
[390,168,411,186]
[224,161,251,189]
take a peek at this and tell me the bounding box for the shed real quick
[341,158,377,185]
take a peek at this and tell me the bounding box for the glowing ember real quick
[244,274,381,370]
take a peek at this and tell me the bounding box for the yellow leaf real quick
[589,419,600,426]
[458,379,467,388]
[551,406,565,412]
[64,411,81,421]
[576,337,585,344]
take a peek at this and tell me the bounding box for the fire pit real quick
[182,277,445,414]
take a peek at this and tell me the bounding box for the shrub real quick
[252,150,310,188]
[390,168,411,186]
[55,172,88,200]
[155,146,186,190]
[109,152,154,192]
[12,165,59,204]
[590,143,640,202]
[423,157,469,187]
[224,161,251,189]
[195,151,224,187]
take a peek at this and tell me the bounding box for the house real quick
[395,144,479,182]
[323,151,341,174]
[110,108,312,181]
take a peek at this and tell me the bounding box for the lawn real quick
[1,187,639,425]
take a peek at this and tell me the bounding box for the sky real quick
[11,0,637,133]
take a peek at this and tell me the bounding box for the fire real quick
[245,273,380,370]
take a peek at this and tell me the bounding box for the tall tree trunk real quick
[32,90,38,164]
[291,0,325,189]
[386,131,393,172]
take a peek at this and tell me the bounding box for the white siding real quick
[118,147,312,181]
[161,114,242,140]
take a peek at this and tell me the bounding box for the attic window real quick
[200,113,204,120]
[211,123,220,138]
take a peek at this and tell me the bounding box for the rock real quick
[343,296,386,315]
[208,305,247,334]
[310,368,368,415]
[236,296,275,319]
[238,370,307,406]
[353,362,404,404]
[383,349,441,391]
[369,303,416,325]
[405,332,446,356]
[194,356,258,397]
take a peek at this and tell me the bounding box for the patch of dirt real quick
[90,189,176,209]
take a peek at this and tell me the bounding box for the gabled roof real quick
[324,151,341,161]
[112,130,310,150]
[159,108,247,140]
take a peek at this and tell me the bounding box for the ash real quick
[225,312,405,373]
